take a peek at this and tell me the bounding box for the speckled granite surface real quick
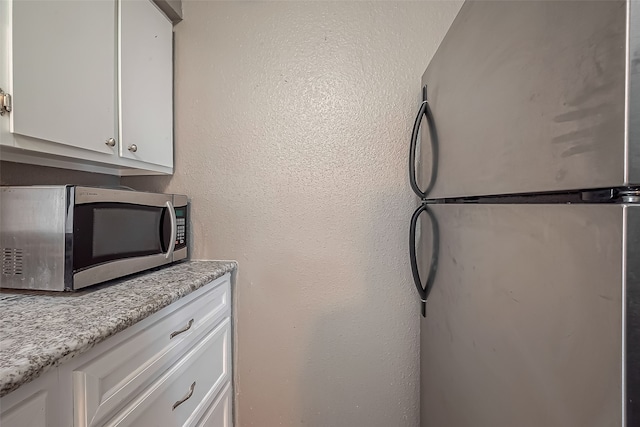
[0,260,236,398]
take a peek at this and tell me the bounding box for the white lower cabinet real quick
[197,383,232,427]
[104,319,230,427]
[0,273,233,427]
[2,390,49,427]
[0,369,59,427]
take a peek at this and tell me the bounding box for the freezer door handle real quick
[410,204,440,317]
[409,94,439,199]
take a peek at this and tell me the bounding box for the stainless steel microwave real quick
[0,185,188,291]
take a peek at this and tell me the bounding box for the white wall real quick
[125,2,462,425]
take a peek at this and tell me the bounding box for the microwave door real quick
[72,201,175,289]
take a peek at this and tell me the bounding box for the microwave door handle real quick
[165,201,177,259]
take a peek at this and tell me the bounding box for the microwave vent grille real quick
[2,248,23,276]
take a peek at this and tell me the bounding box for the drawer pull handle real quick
[170,319,194,339]
[172,381,196,411]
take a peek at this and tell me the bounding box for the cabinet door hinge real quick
[0,88,12,116]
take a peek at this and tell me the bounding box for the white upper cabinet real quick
[120,0,173,168]
[1,0,174,176]
[12,0,117,155]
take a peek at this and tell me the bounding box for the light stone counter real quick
[0,260,236,397]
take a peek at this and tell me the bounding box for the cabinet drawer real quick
[73,274,230,427]
[196,382,232,427]
[105,318,231,427]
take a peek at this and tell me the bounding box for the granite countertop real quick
[0,260,236,398]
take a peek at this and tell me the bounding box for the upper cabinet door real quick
[11,0,117,154]
[119,0,173,168]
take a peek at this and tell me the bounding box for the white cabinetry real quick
[11,0,117,155]
[0,369,59,427]
[0,274,233,427]
[120,0,173,168]
[197,383,232,427]
[102,319,230,426]
[0,0,174,176]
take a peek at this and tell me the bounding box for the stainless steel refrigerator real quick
[409,1,640,425]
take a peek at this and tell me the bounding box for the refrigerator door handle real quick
[409,98,439,200]
[410,204,440,317]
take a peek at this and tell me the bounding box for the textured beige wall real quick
[124,2,461,426]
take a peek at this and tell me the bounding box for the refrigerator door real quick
[417,203,637,426]
[413,0,640,199]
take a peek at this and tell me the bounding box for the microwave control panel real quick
[175,206,187,249]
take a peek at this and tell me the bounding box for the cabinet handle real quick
[105,138,116,147]
[172,381,196,411]
[128,144,138,152]
[170,319,194,339]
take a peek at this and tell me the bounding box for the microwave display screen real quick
[92,208,162,257]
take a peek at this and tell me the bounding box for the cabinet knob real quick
[128,144,138,153]
[105,138,116,147]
